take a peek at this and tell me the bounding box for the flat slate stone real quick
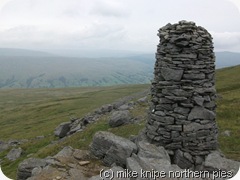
[161,67,183,81]
[188,106,215,120]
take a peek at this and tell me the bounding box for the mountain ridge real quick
[0,48,239,88]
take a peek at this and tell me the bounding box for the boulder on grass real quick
[6,147,23,161]
[17,158,47,180]
[108,110,131,127]
[54,122,71,138]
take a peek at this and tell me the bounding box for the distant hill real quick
[0,49,154,88]
[0,48,55,57]
[0,48,239,88]
[215,51,240,68]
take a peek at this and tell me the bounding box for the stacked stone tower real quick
[146,20,218,167]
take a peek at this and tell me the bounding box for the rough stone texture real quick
[203,151,240,176]
[173,149,193,169]
[54,122,71,138]
[17,158,47,180]
[109,110,132,127]
[90,131,137,167]
[137,141,170,162]
[146,21,218,164]
[23,146,106,180]
[6,147,23,161]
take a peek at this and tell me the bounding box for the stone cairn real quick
[146,20,218,168]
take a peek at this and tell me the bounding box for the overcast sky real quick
[0,0,240,53]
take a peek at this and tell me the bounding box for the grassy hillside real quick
[0,84,149,178]
[0,66,240,179]
[0,84,149,140]
[216,65,240,160]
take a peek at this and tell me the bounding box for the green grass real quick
[0,84,149,140]
[0,84,149,179]
[216,65,240,160]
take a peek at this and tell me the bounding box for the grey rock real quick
[17,158,47,180]
[137,96,148,104]
[137,141,171,162]
[166,125,182,131]
[54,122,71,138]
[161,67,184,81]
[101,104,113,114]
[90,131,137,167]
[69,123,82,134]
[171,53,198,59]
[69,168,87,180]
[27,165,67,180]
[73,149,89,160]
[54,146,74,159]
[174,149,193,169]
[188,106,215,120]
[165,96,187,101]
[118,104,131,110]
[171,89,192,97]
[174,107,190,115]
[126,154,144,179]
[204,151,240,176]
[184,122,215,132]
[183,73,205,80]
[31,167,42,176]
[151,115,174,124]
[193,96,205,106]
[195,156,204,165]
[109,110,131,127]
[6,147,23,161]
[154,110,166,116]
[195,87,216,94]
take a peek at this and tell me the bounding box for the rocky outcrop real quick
[54,90,149,139]
[0,139,28,153]
[17,146,106,180]
[90,131,137,167]
[203,151,239,175]
[54,122,71,138]
[17,158,47,180]
[6,147,23,161]
[108,110,132,127]
[18,131,239,180]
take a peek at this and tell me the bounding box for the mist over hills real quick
[0,48,239,88]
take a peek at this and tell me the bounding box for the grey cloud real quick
[0,0,239,52]
[212,32,240,51]
[0,23,127,50]
[90,0,130,18]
